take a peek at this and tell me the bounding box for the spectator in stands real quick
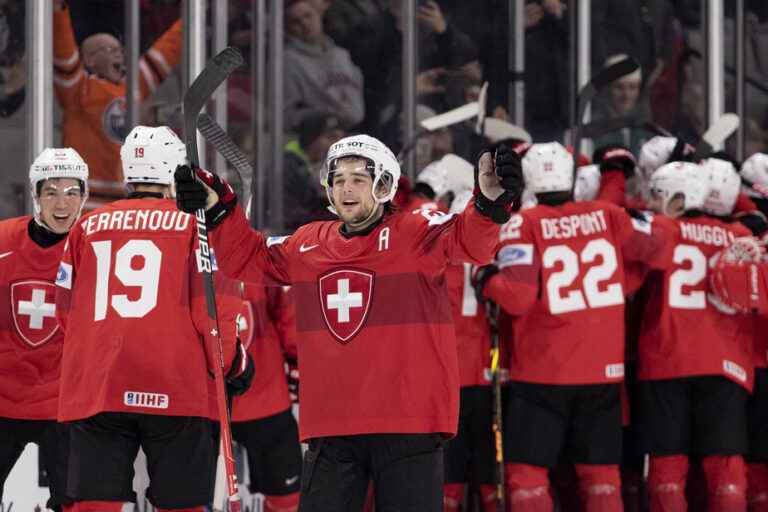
[53,0,182,210]
[324,0,387,51]
[0,0,24,119]
[593,54,656,155]
[523,0,570,141]
[347,0,478,150]
[284,0,365,131]
[281,112,345,229]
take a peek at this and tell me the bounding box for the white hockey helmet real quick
[417,154,474,199]
[574,164,602,202]
[120,125,187,187]
[638,136,678,181]
[417,160,450,198]
[522,142,574,194]
[322,134,400,212]
[701,157,741,216]
[648,161,709,215]
[741,152,768,198]
[29,147,89,221]
[448,188,473,215]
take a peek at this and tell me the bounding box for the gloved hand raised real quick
[475,144,524,224]
[174,165,238,227]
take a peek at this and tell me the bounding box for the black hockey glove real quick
[735,210,768,236]
[225,342,255,397]
[471,264,499,304]
[474,144,524,224]
[174,165,238,228]
[286,356,299,404]
[593,145,637,178]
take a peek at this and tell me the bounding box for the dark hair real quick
[535,191,572,206]
[37,178,85,196]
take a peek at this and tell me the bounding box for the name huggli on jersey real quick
[82,209,191,235]
[540,210,608,240]
[679,222,735,247]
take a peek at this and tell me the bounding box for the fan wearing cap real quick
[634,161,754,511]
[0,147,88,510]
[173,134,523,510]
[55,126,252,511]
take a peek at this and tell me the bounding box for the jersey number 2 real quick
[91,240,162,321]
[543,239,624,314]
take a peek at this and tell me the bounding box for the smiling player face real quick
[38,178,83,233]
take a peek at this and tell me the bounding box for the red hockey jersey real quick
[0,217,66,420]
[445,263,498,387]
[638,215,754,390]
[211,203,500,441]
[485,201,668,385]
[56,198,242,421]
[231,283,292,422]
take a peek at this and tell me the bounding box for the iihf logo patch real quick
[55,262,72,290]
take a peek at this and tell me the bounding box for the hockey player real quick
[230,283,302,512]
[473,141,669,511]
[174,134,524,510]
[0,147,88,510]
[636,161,753,512]
[55,126,252,511]
[53,0,182,209]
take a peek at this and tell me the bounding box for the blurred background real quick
[2,0,765,233]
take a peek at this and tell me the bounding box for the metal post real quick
[706,0,724,132]
[27,0,53,213]
[184,0,207,166]
[252,0,267,228]
[568,0,577,141]
[124,0,139,135]
[269,0,284,233]
[577,0,591,155]
[402,0,418,180]
[508,0,525,126]
[212,0,231,184]
[735,0,746,159]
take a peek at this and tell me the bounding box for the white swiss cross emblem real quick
[11,280,59,348]
[318,269,374,344]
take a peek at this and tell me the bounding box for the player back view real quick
[55,126,250,511]
[476,142,668,511]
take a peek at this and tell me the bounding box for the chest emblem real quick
[11,280,58,348]
[318,269,374,344]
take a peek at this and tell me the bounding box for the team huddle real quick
[3,121,768,512]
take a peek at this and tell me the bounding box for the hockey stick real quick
[197,112,253,183]
[486,301,506,511]
[571,57,640,192]
[397,101,480,163]
[182,46,244,512]
[475,81,489,135]
[692,113,740,161]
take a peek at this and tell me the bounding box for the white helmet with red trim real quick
[701,157,741,216]
[29,147,89,223]
[574,164,602,202]
[322,134,400,213]
[120,125,187,187]
[522,142,573,194]
[648,161,709,215]
[741,152,768,198]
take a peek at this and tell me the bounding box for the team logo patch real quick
[11,280,58,348]
[124,391,169,409]
[498,244,534,267]
[102,97,128,143]
[56,262,72,289]
[318,269,374,344]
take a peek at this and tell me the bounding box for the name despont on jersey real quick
[540,210,608,240]
[679,222,735,247]
[82,209,191,236]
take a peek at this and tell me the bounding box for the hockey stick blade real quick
[198,112,254,182]
[693,113,740,161]
[183,47,244,168]
[421,101,479,131]
[576,56,640,123]
[475,81,489,135]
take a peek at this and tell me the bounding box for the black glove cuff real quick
[205,201,234,229]
[475,192,513,224]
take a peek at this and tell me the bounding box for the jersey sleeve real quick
[413,200,501,266]
[484,213,539,316]
[596,170,626,206]
[188,247,245,378]
[209,205,293,286]
[269,286,297,361]
[53,5,86,110]
[611,206,673,270]
[138,19,182,99]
